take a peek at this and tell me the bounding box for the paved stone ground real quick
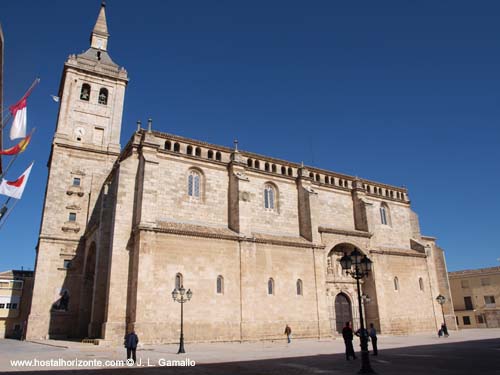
[1,329,499,374]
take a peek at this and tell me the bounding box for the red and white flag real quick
[9,78,40,140]
[9,97,27,140]
[0,162,34,199]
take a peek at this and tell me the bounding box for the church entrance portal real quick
[334,293,352,333]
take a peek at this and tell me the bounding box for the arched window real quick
[175,273,183,289]
[419,277,424,291]
[208,150,214,160]
[325,176,330,184]
[247,159,253,167]
[281,166,286,175]
[264,184,276,210]
[394,277,399,291]
[309,172,314,179]
[265,162,270,172]
[296,279,303,296]
[272,164,277,173]
[215,152,222,161]
[98,88,108,105]
[287,167,293,176]
[315,174,320,182]
[80,84,90,101]
[187,145,193,155]
[217,275,224,294]
[254,160,260,169]
[188,169,201,199]
[268,278,274,295]
[195,147,201,157]
[174,143,180,152]
[165,141,171,150]
[380,203,390,225]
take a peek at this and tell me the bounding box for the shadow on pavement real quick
[3,338,500,375]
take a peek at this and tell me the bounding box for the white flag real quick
[0,163,34,199]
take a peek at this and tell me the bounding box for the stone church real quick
[27,4,456,343]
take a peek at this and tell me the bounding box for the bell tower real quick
[27,3,128,339]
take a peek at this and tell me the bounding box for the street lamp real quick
[172,285,193,354]
[436,294,446,327]
[361,294,371,331]
[339,248,375,374]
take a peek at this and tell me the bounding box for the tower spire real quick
[90,2,109,51]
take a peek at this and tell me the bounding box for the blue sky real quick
[0,1,499,272]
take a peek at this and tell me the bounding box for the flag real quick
[9,78,40,140]
[0,131,33,155]
[0,162,34,199]
[9,97,27,140]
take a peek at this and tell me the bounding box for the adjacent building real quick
[27,4,456,343]
[0,270,34,338]
[449,266,500,329]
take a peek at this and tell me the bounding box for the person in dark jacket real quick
[441,323,449,337]
[369,323,378,355]
[342,321,356,360]
[124,330,139,363]
[284,324,292,344]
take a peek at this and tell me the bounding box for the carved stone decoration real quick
[62,222,81,233]
[66,185,84,197]
[240,191,251,202]
[234,171,249,181]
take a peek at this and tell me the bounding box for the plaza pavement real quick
[0,328,499,374]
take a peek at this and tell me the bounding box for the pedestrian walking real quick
[368,323,378,355]
[342,321,356,360]
[441,323,449,337]
[284,324,292,344]
[124,330,139,364]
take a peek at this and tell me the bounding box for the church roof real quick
[77,47,118,67]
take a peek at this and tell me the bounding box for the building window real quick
[463,316,471,325]
[11,303,18,309]
[98,88,108,105]
[174,143,180,152]
[464,296,473,310]
[380,203,390,225]
[481,278,490,286]
[247,159,253,167]
[165,141,171,150]
[477,315,485,324]
[215,152,222,161]
[175,273,183,289]
[296,279,303,296]
[0,303,4,309]
[6,303,11,309]
[63,260,72,269]
[12,281,23,289]
[419,277,424,291]
[394,277,399,291]
[216,275,224,294]
[73,177,81,186]
[80,83,90,101]
[461,280,469,288]
[187,145,193,155]
[208,150,214,160]
[68,213,77,222]
[484,296,496,306]
[268,278,274,295]
[264,184,276,210]
[188,170,201,199]
[255,160,260,169]
[195,147,201,157]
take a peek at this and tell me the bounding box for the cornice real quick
[370,249,427,259]
[318,227,373,238]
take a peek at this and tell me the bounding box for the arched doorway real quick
[335,293,352,333]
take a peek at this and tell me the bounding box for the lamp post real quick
[436,294,446,327]
[340,248,375,374]
[362,294,371,331]
[172,285,193,354]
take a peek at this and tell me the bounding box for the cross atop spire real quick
[90,2,110,51]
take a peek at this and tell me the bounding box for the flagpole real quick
[0,197,19,231]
